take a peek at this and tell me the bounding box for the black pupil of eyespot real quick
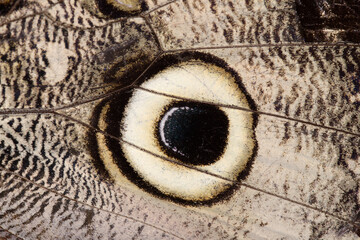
[157,102,229,166]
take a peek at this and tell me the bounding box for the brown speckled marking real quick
[0,0,359,239]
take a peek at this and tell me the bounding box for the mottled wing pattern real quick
[0,0,359,239]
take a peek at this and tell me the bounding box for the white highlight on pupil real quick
[159,106,188,156]
[118,60,255,201]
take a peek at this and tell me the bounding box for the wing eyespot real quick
[89,52,258,205]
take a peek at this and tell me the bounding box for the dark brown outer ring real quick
[88,51,259,206]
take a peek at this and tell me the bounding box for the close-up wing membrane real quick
[0,0,359,239]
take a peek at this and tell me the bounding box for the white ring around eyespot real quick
[119,60,255,201]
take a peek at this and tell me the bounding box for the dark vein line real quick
[143,16,164,52]
[240,182,360,228]
[164,42,360,51]
[0,83,358,138]
[53,53,163,110]
[0,101,358,230]
[0,109,51,115]
[137,87,360,137]
[42,0,179,32]
[54,111,233,182]
[1,0,358,236]
[0,165,184,240]
[0,54,165,114]
[0,0,178,31]
[52,111,360,230]
[142,0,179,16]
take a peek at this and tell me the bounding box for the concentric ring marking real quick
[89,52,258,205]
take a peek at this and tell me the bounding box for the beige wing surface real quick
[0,0,359,239]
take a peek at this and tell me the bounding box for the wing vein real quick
[0,166,184,240]
[53,111,360,231]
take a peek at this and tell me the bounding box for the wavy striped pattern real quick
[0,0,359,239]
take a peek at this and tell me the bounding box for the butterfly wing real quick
[0,0,359,239]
